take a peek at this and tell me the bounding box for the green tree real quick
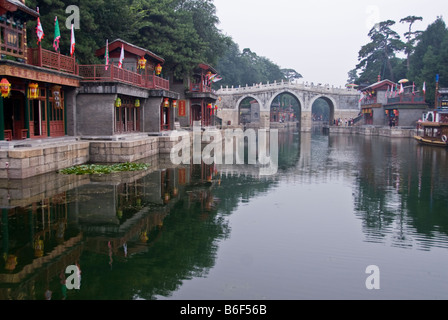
[400,15,423,71]
[408,17,448,106]
[216,45,286,87]
[356,20,405,83]
[281,68,303,82]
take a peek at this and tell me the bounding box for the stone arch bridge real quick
[215,80,361,131]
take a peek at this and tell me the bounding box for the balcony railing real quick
[190,82,213,93]
[27,46,77,74]
[0,18,26,60]
[361,96,377,106]
[387,93,425,104]
[78,64,169,90]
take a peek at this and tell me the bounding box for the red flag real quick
[422,82,426,95]
[36,8,44,44]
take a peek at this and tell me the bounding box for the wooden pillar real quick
[0,97,4,140]
[24,86,30,138]
[46,87,50,137]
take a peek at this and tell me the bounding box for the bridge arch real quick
[266,90,304,112]
[309,95,337,126]
[267,90,303,124]
[236,95,262,125]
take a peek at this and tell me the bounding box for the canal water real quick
[1,128,448,300]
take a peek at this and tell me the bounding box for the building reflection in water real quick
[0,153,222,299]
[1,129,448,299]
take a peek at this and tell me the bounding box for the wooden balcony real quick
[190,82,213,93]
[387,93,425,105]
[27,47,77,74]
[78,64,169,90]
[0,17,26,60]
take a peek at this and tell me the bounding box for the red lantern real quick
[1,78,11,98]
[163,98,169,108]
[207,103,212,109]
[172,100,177,108]
[155,64,162,75]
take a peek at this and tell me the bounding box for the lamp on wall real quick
[172,100,177,108]
[135,99,140,107]
[163,98,169,108]
[28,83,39,99]
[1,78,11,98]
[115,97,122,108]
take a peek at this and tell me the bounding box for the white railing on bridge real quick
[217,80,359,95]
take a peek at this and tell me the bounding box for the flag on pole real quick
[105,39,109,70]
[212,75,222,83]
[422,82,426,95]
[53,16,61,52]
[412,82,415,95]
[36,8,44,44]
[70,24,75,56]
[358,91,364,103]
[118,44,124,68]
[399,83,404,94]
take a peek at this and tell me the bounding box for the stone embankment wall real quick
[0,141,89,179]
[329,126,417,138]
[89,137,159,163]
[0,132,192,180]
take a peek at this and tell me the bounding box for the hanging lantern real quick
[0,78,11,98]
[155,64,162,75]
[163,98,169,108]
[207,103,212,109]
[385,110,389,115]
[172,100,177,108]
[135,99,140,107]
[52,85,61,109]
[28,83,39,99]
[138,56,146,70]
[115,97,122,108]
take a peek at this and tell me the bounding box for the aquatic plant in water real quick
[59,162,150,175]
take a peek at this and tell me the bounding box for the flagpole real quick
[435,74,439,109]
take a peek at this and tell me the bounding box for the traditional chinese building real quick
[360,79,428,127]
[172,63,218,128]
[384,84,428,127]
[359,79,395,126]
[0,0,80,141]
[76,38,179,136]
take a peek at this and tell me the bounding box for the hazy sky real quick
[213,0,446,87]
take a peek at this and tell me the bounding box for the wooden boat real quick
[414,109,448,147]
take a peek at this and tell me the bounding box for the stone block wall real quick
[89,137,159,163]
[0,142,89,179]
